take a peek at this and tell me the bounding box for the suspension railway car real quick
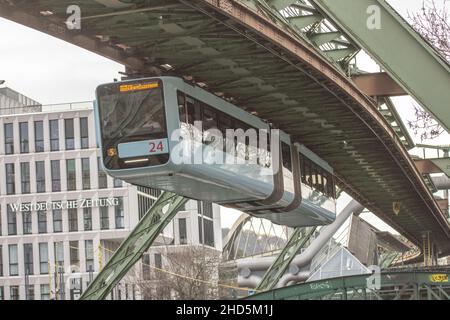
[95,77,336,227]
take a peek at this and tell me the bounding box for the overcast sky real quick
[0,0,448,230]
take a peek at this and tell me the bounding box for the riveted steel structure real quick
[1,0,450,295]
[80,192,188,300]
[246,271,450,300]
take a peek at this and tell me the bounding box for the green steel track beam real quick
[80,192,188,300]
[256,227,316,291]
[247,271,450,300]
[310,0,450,132]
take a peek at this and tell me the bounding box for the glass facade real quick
[83,207,92,231]
[115,197,124,229]
[24,243,33,275]
[4,123,14,154]
[53,204,63,233]
[51,160,61,192]
[20,162,30,194]
[5,163,15,195]
[65,119,74,150]
[69,208,78,232]
[39,243,48,274]
[36,161,46,193]
[82,158,90,190]
[8,244,18,276]
[80,117,89,149]
[19,122,29,153]
[49,119,59,151]
[66,159,76,191]
[34,120,44,152]
[38,206,47,234]
[22,209,32,235]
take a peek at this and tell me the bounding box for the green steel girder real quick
[246,271,450,300]
[256,227,317,291]
[311,0,450,132]
[80,192,188,300]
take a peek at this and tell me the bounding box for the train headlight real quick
[107,147,118,157]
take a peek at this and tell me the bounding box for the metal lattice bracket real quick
[256,226,316,291]
[80,192,189,300]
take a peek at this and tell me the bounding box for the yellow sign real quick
[393,202,401,215]
[430,274,449,283]
[119,82,159,93]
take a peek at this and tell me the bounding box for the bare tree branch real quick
[406,0,449,140]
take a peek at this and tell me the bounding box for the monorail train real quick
[94,76,336,227]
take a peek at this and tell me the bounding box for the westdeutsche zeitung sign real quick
[8,198,120,213]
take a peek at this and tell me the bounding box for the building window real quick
[7,205,17,235]
[69,241,80,269]
[81,158,90,190]
[19,122,29,153]
[49,119,59,151]
[65,118,74,150]
[69,208,78,232]
[20,162,30,194]
[115,197,124,229]
[201,201,213,219]
[142,254,151,280]
[0,286,3,300]
[54,242,64,271]
[83,207,92,231]
[4,123,13,154]
[6,163,15,195]
[53,204,63,233]
[38,206,47,234]
[9,244,18,276]
[198,217,215,248]
[114,178,123,188]
[35,161,46,193]
[24,243,34,275]
[22,208,32,235]
[51,160,61,192]
[98,157,107,189]
[100,205,109,230]
[40,284,50,300]
[179,218,187,245]
[34,120,44,152]
[0,246,3,277]
[10,286,19,300]
[80,117,89,149]
[39,243,48,274]
[85,240,94,272]
[26,285,35,300]
[154,253,162,269]
[66,159,76,191]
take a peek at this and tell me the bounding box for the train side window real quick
[281,143,292,172]
[177,91,187,123]
[317,168,324,193]
[327,173,335,198]
[202,105,217,131]
[300,154,306,184]
[186,96,195,125]
[219,113,232,152]
[303,157,312,187]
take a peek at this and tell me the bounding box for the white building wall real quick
[0,105,222,300]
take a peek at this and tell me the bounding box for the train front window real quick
[97,79,168,169]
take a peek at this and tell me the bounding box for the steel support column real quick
[80,192,188,300]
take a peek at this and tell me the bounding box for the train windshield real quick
[97,79,166,146]
[97,79,168,169]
